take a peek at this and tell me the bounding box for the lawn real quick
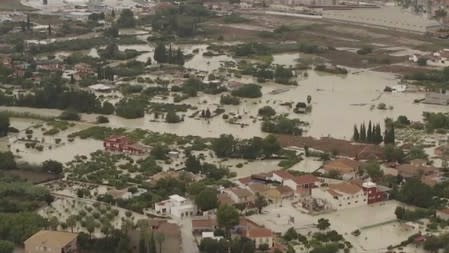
[0,0,34,11]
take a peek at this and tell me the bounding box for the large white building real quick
[154,194,197,218]
[312,182,367,210]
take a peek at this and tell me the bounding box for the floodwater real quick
[1,69,447,140]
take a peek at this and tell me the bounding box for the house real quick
[24,230,78,253]
[247,228,273,249]
[323,158,361,180]
[271,170,317,195]
[154,194,197,218]
[436,208,449,220]
[284,174,318,196]
[192,216,217,233]
[107,187,147,200]
[361,181,387,204]
[103,136,147,155]
[224,187,255,205]
[395,163,438,179]
[263,185,294,205]
[312,182,367,210]
[36,59,64,72]
[247,183,270,195]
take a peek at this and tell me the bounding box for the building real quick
[361,181,387,204]
[312,182,367,210]
[284,174,318,196]
[103,136,147,155]
[263,185,294,205]
[24,230,78,253]
[247,228,273,249]
[192,216,217,233]
[154,194,196,218]
[224,187,255,205]
[323,158,361,180]
[395,163,439,179]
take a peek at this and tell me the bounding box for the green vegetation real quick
[352,121,383,144]
[117,9,136,28]
[154,42,185,65]
[394,206,433,221]
[231,84,262,98]
[0,112,10,137]
[262,116,303,135]
[258,106,276,118]
[315,64,348,75]
[211,134,281,159]
[115,98,146,119]
[220,95,240,105]
[223,14,249,23]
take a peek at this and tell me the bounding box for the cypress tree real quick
[176,48,184,65]
[360,123,366,142]
[390,126,395,144]
[148,232,156,253]
[139,237,147,253]
[154,43,167,63]
[367,121,373,143]
[353,125,360,142]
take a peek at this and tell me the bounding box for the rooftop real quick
[328,182,362,195]
[24,230,78,248]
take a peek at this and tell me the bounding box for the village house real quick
[36,59,64,72]
[262,185,294,205]
[271,170,318,195]
[395,162,439,179]
[312,182,367,210]
[323,158,361,180]
[192,216,218,233]
[360,181,388,204]
[223,187,255,205]
[247,183,270,195]
[106,187,147,200]
[247,228,274,249]
[24,230,78,253]
[103,136,147,155]
[238,218,274,249]
[153,194,197,218]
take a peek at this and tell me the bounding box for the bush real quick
[96,116,109,124]
[231,84,262,98]
[258,106,276,117]
[220,95,240,105]
[58,111,81,121]
[357,47,373,55]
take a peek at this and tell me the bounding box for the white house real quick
[154,194,197,218]
[246,228,273,249]
[312,182,367,210]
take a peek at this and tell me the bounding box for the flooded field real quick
[3,68,447,140]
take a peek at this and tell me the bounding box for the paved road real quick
[176,218,199,253]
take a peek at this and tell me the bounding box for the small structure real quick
[103,136,147,155]
[223,187,255,205]
[24,230,78,253]
[154,194,197,218]
[436,208,449,220]
[192,216,217,233]
[294,102,307,113]
[424,90,449,105]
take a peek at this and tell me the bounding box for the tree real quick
[359,123,366,142]
[362,161,383,180]
[47,24,52,36]
[424,236,444,253]
[139,236,147,253]
[148,232,157,253]
[367,121,373,143]
[212,134,235,158]
[66,215,77,233]
[435,8,447,23]
[217,205,239,238]
[0,113,10,137]
[254,193,267,214]
[396,178,434,208]
[48,216,59,230]
[307,95,312,104]
[317,218,330,230]
[165,110,181,123]
[42,160,63,174]
[0,152,16,170]
[154,232,165,253]
[352,125,359,142]
[261,135,281,158]
[283,227,298,241]
[383,144,404,163]
[154,43,167,64]
[117,9,136,28]
[417,57,427,66]
[0,240,14,253]
[195,188,218,212]
[258,106,276,117]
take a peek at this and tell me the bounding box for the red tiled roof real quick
[247,228,273,238]
[291,175,318,185]
[273,170,294,180]
[328,182,362,195]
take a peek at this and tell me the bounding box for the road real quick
[176,217,200,253]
